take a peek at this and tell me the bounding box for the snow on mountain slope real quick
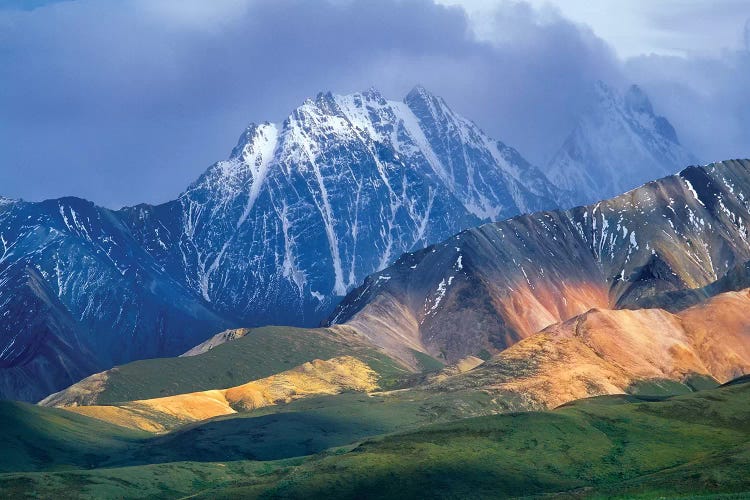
[546,82,697,206]
[0,86,560,401]
[122,86,560,327]
[0,197,230,400]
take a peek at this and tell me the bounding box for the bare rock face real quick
[180,329,252,357]
[329,159,750,366]
[429,288,750,409]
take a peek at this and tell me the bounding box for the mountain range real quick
[41,159,750,414]
[18,246,750,497]
[1,83,749,497]
[0,83,702,402]
[0,86,562,401]
[329,159,750,367]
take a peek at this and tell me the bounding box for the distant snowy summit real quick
[545,82,697,206]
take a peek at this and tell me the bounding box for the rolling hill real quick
[427,287,750,409]
[40,325,415,406]
[63,356,380,433]
[2,377,749,498]
[42,287,750,438]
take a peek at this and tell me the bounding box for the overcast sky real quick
[1,0,748,208]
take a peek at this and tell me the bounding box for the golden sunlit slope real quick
[63,356,377,433]
[40,325,412,407]
[433,289,750,409]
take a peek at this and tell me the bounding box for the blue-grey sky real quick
[1,0,749,208]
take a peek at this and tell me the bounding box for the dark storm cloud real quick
[0,0,623,207]
[440,2,622,164]
[617,2,750,164]
[0,0,746,208]
[625,40,750,163]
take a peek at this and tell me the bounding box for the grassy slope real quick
[0,401,147,473]
[1,374,507,473]
[68,326,416,404]
[244,382,750,499]
[2,381,749,498]
[124,387,510,464]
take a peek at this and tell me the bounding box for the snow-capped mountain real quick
[545,82,697,206]
[121,86,559,327]
[0,86,560,401]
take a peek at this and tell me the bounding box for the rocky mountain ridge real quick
[329,159,750,367]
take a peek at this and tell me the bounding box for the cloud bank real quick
[625,48,750,162]
[0,0,747,207]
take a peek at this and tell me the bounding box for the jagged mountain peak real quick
[360,86,386,102]
[591,81,655,118]
[405,84,440,103]
[404,84,453,122]
[621,83,680,144]
[197,86,558,224]
[285,87,390,125]
[623,84,654,115]
[229,122,279,161]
